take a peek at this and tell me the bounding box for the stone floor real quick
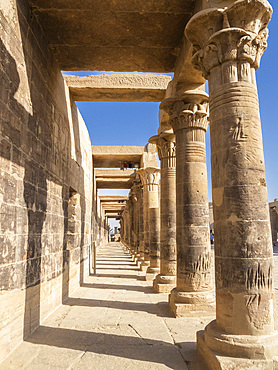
[1,243,278,370]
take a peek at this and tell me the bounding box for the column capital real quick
[185,0,272,79]
[149,131,176,161]
[137,167,160,191]
[169,100,209,133]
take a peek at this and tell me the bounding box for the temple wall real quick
[0,0,94,361]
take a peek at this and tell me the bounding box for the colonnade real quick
[120,0,277,368]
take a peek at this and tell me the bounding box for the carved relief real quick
[245,292,272,330]
[232,117,248,142]
[246,263,272,290]
[183,253,212,290]
[192,253,211,273]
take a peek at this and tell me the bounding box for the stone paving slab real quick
[1,242,278,370]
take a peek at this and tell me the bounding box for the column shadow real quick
[25,325,190,369]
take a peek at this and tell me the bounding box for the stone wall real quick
[0,0,93,361]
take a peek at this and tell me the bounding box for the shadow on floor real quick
[90,273,141,280]
[97,259,133,262]
[96,267,140,271]
[96,263,138,267]
[25,325,189,369]
[64,296,173,318]
[81,282,155,294]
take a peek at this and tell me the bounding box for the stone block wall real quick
[0,0,93,362]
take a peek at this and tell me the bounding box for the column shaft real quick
[138,167,160,272]
[152,135,177,292]
[145,207,160,280]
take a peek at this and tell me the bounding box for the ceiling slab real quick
[28,0,196,72]
[95,169,136,189]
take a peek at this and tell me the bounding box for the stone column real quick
[164,93,214,317]
[133,182,142,262]
[151,132,177,292]
[122,208,129,248]
[120,218,123,241]
[122,211,126,244]
[186,0,278,366]
[137,167,160,272]
[137,182,145,266]
[145,207,160,280]
[129,185,140,260]
[128,193,135,255]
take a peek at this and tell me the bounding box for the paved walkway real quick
[1,243,278,369]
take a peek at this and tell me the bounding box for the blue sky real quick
[63,1,277,205]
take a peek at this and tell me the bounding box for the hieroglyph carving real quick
[185,0,272,80]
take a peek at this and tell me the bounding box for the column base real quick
[136,258,143,267]
[140,261,150,272]
[145,267,160,281]
[153,274,176,293]
[131,253,136,262]
[169,288,215,317]
[134,253,140,263]
[197,322,278,369]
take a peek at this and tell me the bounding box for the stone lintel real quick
[106,213,122,218]
[95,169,136,189]
[92,146,144,168]
[104,208,124,213]
[64,74,171,102]
[102,203,126,209]
[95,169,136,177]
[99,196,128,202]
[96,181,135,189]
[102,207,125,213]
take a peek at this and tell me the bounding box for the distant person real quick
[210,230,214,245]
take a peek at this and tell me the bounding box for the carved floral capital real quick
[137,167,160,189]
[157,138,176,161]
[169,101,209,133]
[185,0,272,78]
